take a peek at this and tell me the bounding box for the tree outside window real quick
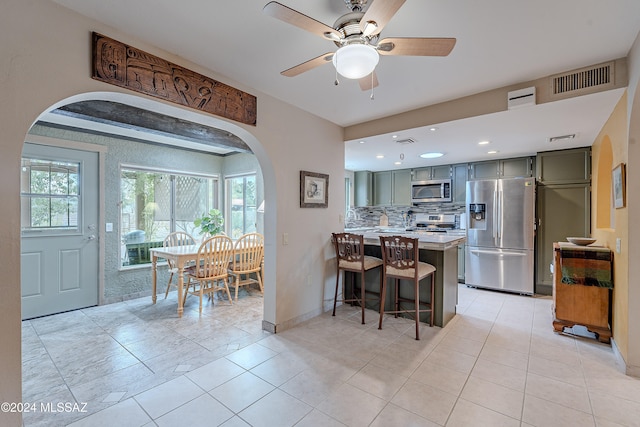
[120,167,218,266]
[226,175,256,239]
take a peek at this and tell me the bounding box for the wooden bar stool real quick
[331,232,383,324]
[378,235,435,340]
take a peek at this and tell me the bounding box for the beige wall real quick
[591,93,629,359]
[591,28,640,376]
[0,1,344,423]
[625,30,640,376]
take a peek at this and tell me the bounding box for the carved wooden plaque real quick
[92,32,257,126]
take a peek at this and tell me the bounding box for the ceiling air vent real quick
[549,134,576,143]
[551,61,614,96]
[395,138,416,145]
[507,87,536,110]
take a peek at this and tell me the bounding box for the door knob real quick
[87,235,97,241]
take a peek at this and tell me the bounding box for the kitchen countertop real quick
[345,227,466,251]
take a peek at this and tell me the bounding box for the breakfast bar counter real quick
[344,229,465,327]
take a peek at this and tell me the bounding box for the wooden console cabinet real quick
[552,242,612,343]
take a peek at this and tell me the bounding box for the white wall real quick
[0,0,344,422]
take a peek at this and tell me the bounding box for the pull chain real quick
[334,52,340,86]
[370,71,375,100]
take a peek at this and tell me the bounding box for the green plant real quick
[194,209,224,236]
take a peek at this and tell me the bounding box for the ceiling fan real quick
[263,0,456,91]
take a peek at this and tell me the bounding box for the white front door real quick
[20,143,99,319]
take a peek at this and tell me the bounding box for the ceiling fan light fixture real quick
[332,44,379,79]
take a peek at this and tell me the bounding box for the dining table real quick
[149,244,199,317]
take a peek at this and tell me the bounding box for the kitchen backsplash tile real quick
[346,204,466,229]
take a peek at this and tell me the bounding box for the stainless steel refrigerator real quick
[465,177,535,295]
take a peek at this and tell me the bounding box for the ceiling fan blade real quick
[377,37,456,56]
[360,0,406,36]
[281,53,334,77]
[358,71,379,91]
[263,2,342,41]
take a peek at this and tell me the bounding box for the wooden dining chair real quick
[331,232,383,324]
[162,231,196,299]
[184,235,234,312]
[228,232,264,300]
[378,235,436,340]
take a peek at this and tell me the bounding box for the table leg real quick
[151,254,157,304]
[177,265,185,317]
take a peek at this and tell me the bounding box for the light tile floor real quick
[22,285,640,426]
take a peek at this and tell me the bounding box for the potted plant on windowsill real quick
[194,209,224,239]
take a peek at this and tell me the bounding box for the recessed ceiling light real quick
[392,135,398,139]
[394,161,402,165]
[478,140,490,145]
[359,140,365,144]
[376,154,384,159]
[487,150,499,154]
[429,127,438,132]
[420,152,444,159]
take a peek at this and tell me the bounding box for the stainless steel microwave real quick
[411,179,452,203]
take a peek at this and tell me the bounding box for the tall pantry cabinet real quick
[535,147,591,295]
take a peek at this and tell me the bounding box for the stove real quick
[412,213,457,232]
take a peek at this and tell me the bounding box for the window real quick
[120,166,218,266]
[20,158,80,233]
[226,174,256,239]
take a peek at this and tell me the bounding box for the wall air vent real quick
[507,87,536,110]
[395,138,416,145]
[551,62,614,96]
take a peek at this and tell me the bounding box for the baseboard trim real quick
[261,307,324,334]
[261,320,276,334]
[610,337,640,378]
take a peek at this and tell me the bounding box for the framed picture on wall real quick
[300,170,329,208]
[612,163,626,209]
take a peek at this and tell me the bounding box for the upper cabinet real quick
[373,169,411,206]
[536,147,590,184]
[502,157,534,178]
[355,156,533,207]
[452,163,469,204]
[373,171,392,206]
[393,169,412,205]
[469,157,534,180]
[411,165,451,181]
[354,170,373,207]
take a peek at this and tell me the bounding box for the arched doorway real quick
[18,92,282,424]
[21,90,277,322]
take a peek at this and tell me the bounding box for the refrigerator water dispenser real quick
[468,203,486,229]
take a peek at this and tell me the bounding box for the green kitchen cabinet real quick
[458,243,465,283]
[452,163,469,204]
[534,147,591,295]
[469,157,533,180]
[373,169,411,206]
[411,165,451,181]
[535,183,591,293]
[502,157,534,178]
[469,160,500,179]
[392,169,412,205]
[373,171,392,206]
[354,170,373,206]
[536,147,591,184]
